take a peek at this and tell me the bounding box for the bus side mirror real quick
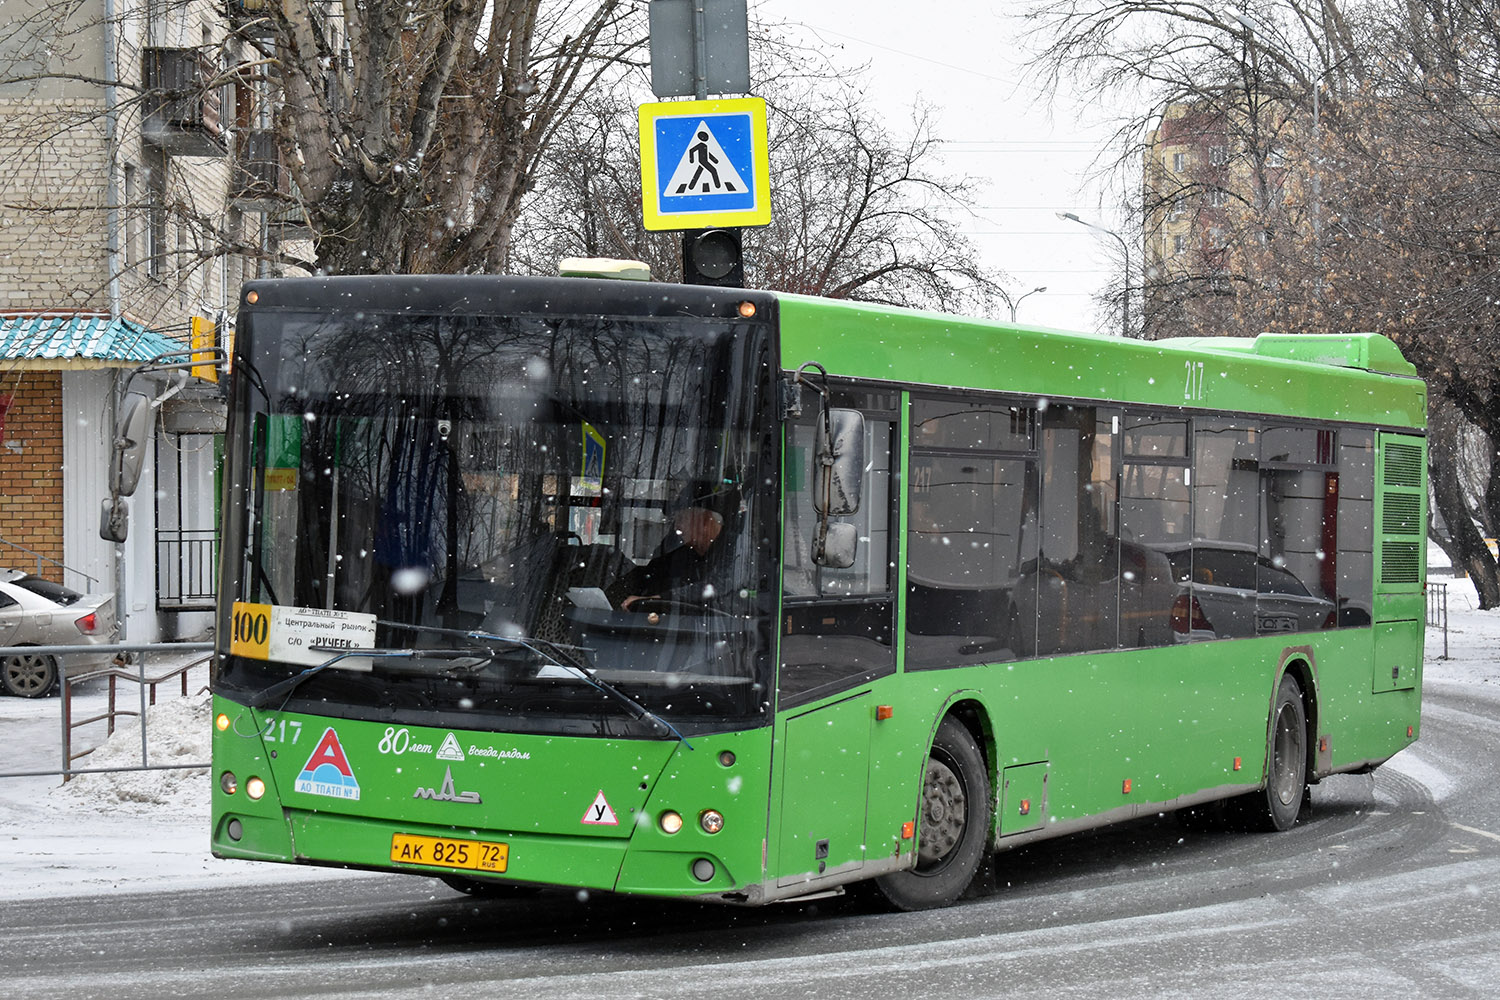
[110,391,152,497]
[814,521,857,569]
[810,407,863,569]
[100,497,129,543]
[812,408,864,516]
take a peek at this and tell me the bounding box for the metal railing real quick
[1426,581,1449,660]
[156,528,218,609]
[0,537,99,590]
[0,642,213,780]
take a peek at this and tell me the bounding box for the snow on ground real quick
[1,572,1495,903]
[0,661,348,901]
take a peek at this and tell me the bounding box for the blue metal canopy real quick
[0,314,187,365]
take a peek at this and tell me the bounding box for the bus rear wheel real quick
[875,717,991,911]
[1247,672,1308,832]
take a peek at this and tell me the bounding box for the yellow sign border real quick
[638,97,771,231]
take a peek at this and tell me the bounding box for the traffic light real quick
[681,228,744,287]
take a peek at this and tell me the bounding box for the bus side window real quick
[1187,421,1261,640]
[905,395,1037,669]
[1030,406,1120,656]
[1336,431,1374,626]
[780,390,897,706]
[1261,425,1340,632]
[1116,413,1189,649]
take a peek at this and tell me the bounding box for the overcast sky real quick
[758,2,1132,333]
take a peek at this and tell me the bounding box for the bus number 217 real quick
[1184,360,1205,401]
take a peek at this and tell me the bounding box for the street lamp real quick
[1057,211,1131,337]
[1000,285,1047,323]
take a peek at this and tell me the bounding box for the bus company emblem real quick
[435,733,465,761]
[294,728,361,800]
[414,766,481,804]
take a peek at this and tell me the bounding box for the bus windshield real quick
[217,305,776,735]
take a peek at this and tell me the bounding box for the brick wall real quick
[0,98,110,313]
[0,371,64,580]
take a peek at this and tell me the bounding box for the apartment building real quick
[1141,99,1305,339]
[0,0,305,640]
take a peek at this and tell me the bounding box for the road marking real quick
[1452,822,1500,844]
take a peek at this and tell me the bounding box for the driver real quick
[612,484,737,610]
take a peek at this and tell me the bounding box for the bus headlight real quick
[699,809,725,834]
[246,776,266,800]
[219,771,237,795]
[659,810,684,834]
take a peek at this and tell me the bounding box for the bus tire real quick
[875,717,991,911]
[440,874,541,898]
[1249,672,1308,832]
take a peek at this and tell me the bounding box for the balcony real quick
[229,130,312,238]
[141,48,226,157]
[229,130,290,210]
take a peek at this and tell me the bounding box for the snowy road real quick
[2,682,1498,998]
[2,594,1499,999]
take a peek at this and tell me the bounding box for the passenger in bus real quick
[611,483,739,610]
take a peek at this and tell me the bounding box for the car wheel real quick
[1,651,59,698]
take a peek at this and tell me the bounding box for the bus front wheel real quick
[875,717,991,911]
[440,874,541,898]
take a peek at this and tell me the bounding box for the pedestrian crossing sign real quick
[639,97,771,231]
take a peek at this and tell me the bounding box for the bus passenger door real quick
[775,387,899,888]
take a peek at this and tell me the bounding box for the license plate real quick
[390,833,508,873]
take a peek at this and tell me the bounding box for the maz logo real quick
[413,766,481,804]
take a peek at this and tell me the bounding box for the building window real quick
[123,164,139,269]
[1209,145,1228,165]
[1171,152,1186,172]
[145,151,167,279]
[1173,234,1187,255]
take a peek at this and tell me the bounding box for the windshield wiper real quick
[379,620,695,748]
[246,620,694,747]
[247,646,495,710]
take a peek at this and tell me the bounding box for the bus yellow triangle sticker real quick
[581,790,619,826]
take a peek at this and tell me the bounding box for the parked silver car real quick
[1155,543,1336,641]
[0,570,119,697]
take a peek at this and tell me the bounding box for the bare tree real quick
[257,0,641,275]
[1027,0,1500,602]
[0,0,641,304]
[513,57,1004,311]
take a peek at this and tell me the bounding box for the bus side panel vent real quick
[1381,542,1421,584]
[1382,443,1423,488]
[1381,493,1422,535]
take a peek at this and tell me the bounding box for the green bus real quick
[210,274,1426,910]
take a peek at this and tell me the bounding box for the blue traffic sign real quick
[639,97,771,230]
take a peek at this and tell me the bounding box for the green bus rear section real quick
[213,290,1425,903]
